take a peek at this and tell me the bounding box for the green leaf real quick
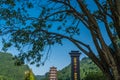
[36,64,40,67]
[27,2,33,8]
[57,26,62,30]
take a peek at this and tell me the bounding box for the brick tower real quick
[49,66,57,80]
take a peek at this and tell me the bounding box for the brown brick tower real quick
[49,66,58,80]
[69,51,81,80]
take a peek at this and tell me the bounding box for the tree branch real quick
[77,0,98,29]
[108,0,120,38]
[40,29,89,48]
[94,0,113,19]
[40,28,107,72]
[71,40,105,72]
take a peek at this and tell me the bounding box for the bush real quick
[83,72,106,80]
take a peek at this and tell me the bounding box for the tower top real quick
[50,66,57,69]
[69,50,81,57]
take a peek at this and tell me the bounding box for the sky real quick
[29,40,82,75]
[0,0,111,76]
[0,27,87,75]
[0,23,111,75]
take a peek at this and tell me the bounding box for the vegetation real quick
[41,57,106,80]
[0,0,120,80]
[0,52,30,80]
[35,75,46,80]
[80,58,106,80]
[25,70,35,80]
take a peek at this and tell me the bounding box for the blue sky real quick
[29,40,81,75]
[0,0,111,75]
[0,27,110,76]
[0,22,109,75]
[0,23,110,75]
[0,21,89,75]
[0,37,83,75]
[0,27,86,75]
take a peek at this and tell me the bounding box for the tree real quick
[0,75,7,80]
[24,70,35,80]
[83,72,106,80]
[0,0,120,80]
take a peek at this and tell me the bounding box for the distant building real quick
[69,51,81,80]
[49,66,58,80]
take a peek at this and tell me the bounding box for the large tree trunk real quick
[114,0,120,38]
[104,72,113,80]
[108,0,120,38]
[112,56,120,80]
[112,67,120,80]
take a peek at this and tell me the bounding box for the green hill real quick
[35,75,46,80]
[0,52,30,80]
[79,57,106,80]
[41,57,106,80]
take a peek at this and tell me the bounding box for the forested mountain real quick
[41,57,106,80]
[0,52,105,80]
[0,52,30,80]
